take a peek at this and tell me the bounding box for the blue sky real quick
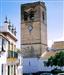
[0,0,64,48]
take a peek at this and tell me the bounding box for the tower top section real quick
[21,1,46,23]
[21,1,46,10]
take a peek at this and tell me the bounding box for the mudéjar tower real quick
[21,1,47,58]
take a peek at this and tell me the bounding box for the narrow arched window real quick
[42,12,45,21]
[24,11,28,21]
[29,10,34,20]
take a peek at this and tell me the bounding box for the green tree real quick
[46,51,64,67]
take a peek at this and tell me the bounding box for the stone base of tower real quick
[21,44,47,58]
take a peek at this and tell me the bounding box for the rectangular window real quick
[11,65,13,75]
[11,43,13,50]
[8,41,10,50]
[14,65,16,75]
[8,66,10,75]
[2,38,5,51]
[2,38,8,51]
[14,45,16,50]
[10,43,13,51]
[2,64,3,75]
[0,36,8,52]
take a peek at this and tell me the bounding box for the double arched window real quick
[23,10,34,21]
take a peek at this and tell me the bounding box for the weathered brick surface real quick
[21,2,47,58]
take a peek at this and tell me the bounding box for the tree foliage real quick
[46,51,64,67]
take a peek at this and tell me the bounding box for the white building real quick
[0,17,23,75]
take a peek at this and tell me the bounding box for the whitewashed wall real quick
[23,58,39,73]
[23,58,64,73]
[0,52,7,75]
[0,64,1,75]
[17,53,23,75]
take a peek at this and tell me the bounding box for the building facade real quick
[0,17,22,75]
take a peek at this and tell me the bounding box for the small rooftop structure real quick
[52,41,64,49]
[0,17,17,41]
[41,48,64,60]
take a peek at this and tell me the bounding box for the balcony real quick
[7,51,18,58]
[7,51,19,63]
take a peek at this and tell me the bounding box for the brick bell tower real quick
[21,1,47,58]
